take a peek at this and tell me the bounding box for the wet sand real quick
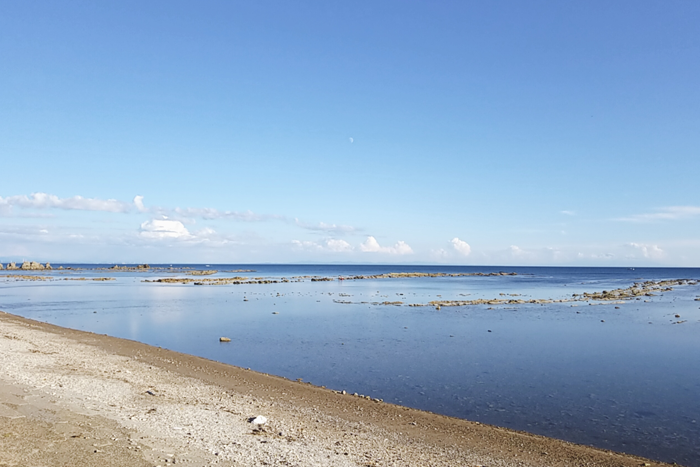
[0,311,673,466]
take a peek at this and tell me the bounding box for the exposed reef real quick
[572,279,692,301]
[0,275,115,282]
[412,279,698,308]
[337,272,517,281]
[186,270,218,276]
[144,277,288,285]
[108,264,151,271]
[143,271,519,286]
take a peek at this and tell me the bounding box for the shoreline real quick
[0,311,674,466]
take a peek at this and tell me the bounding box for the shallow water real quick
[1,265,699,466]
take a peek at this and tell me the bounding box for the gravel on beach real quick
[0,311,672,467]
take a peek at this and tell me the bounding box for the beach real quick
[0,311,673,467]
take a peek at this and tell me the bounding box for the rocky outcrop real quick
[337,272,518,281]
[45,263,52,270]
[187,270,217,276]
[0,263,3,270]
[110,264,153,271]
[21,261,46,270]
[6,262,18,270]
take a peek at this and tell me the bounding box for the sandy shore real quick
[0,311,672,467]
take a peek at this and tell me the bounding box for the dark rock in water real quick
[137,264,150,269]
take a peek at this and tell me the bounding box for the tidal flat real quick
[1,264,699,466]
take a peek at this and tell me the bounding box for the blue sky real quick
[1,1,699,265]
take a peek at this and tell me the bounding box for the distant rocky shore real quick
[0,261,53,271]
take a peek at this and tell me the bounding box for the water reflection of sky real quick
[1,266,699,466]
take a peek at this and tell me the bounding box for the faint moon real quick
[349,137,354,143]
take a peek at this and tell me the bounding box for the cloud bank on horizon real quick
[0,192,695,266]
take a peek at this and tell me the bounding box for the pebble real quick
[250,415,268,425]
[219,337,231,342]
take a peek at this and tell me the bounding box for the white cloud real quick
[560,210,576,216]
[294,219,358,234]
[359,236,413,255]
[359,236,383,252]
[134,195,147,212]
[173,207,275,222]
[393,242,415,255]
[509,245,524,256]
[291,238,353,253]
[450,237,471,256]
[194,227,216,237]
[0,193,360,240]
[617,206,700,222]
[291,240,320,251]
[0,193,132,213]
[326,238,353,252]
[140,218,192,239]
[626,242,664,259]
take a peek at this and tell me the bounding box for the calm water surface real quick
[1,265,699,466]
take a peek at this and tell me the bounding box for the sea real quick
[1,264,699,466]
